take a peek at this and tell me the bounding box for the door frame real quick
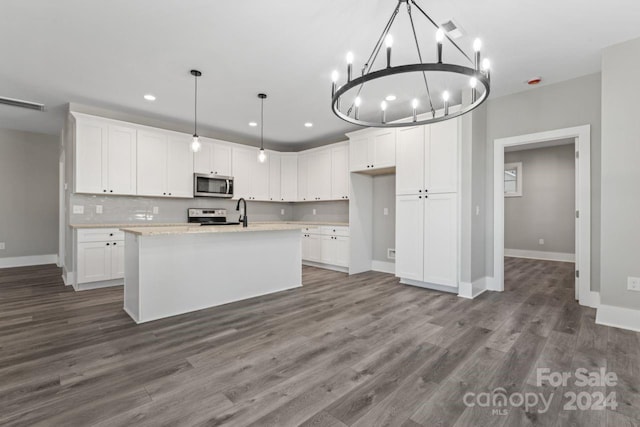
[492,125,596,307]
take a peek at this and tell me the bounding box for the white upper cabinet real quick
[348,129,396,172]
[75,118,107,194]
[137,130,168,197]
[425,119,459,194]
[396,126,425,195]
[194,138,232,176]
[166,134,194,197]
[280,154,298,202]
[298,154,309,201]
[395,118,459,195]
[268,152,281,201]
[331,143,349,200]
[231,146,269,200]
[137,131,193,198]
[306,149,332,201]
[74,115,137,195]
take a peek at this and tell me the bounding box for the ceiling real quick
[2,0,640,148]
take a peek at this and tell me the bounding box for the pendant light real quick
[257,93,267,163]
[190,69,202,152]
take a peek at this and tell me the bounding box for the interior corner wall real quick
[485,73,602,291]
[600,37,640,311]
[470,103,487,282]
[0,127,59,259]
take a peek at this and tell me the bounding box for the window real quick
[504,162,522,197]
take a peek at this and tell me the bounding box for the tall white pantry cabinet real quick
[395,118,460,290]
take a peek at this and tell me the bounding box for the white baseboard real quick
[596,303,640,332]
[302,261,349,274]
[400,278,458,294]
[0,254,58,269]
[371,260,395,274]
[486,276,499,291]
[458,276,489,299]
[62,271,74,287]
[583,291,600,309]
[505,249,575,263]
[75,279,123,291]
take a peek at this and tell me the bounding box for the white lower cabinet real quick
[75,228,125,287]
[396,193,458,288]
[301,226,350,269]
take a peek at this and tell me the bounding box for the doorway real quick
[492,125,596,308]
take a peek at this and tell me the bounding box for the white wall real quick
[0,128,59,259]
[371,174,395,264]
[485,73,602,290]
[600,37,640,311]
[504,144,575,254]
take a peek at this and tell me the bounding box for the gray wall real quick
[292,200,349,223]
[371,175,395,264]
[600,37,640,310]
[0,128,59,258]
[485,73,602,290]
[505,144,575,254]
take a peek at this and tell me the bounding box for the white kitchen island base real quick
[122,225,302,323]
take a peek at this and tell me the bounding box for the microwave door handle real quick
[226,179,230,194]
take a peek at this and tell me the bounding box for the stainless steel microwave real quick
[193,174,234,198]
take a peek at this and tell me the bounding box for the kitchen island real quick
[120,223,303,323]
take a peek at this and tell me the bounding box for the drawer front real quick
[301,226,321,234]
[320,226,350,237]
[77,228,125,243]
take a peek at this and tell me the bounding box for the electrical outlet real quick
[72,205,84,214]
[539,238,545,245]
[383,207,389,216]
[280,208,285,215]
[475,205,480,216]
[96,205,103,214]
[312,209,316,215]
[0,242,5,250]
[153,206,159,214]
[628,277,640,292]
[387,248,396,260]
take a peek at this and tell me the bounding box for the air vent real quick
[440,19,465,39]
[0,96,45,111]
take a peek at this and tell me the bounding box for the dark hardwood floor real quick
[0,258,638,426]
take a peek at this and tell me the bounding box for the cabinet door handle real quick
[110,190,113,193]
[425,195,428,198]
[103,189,107,193]
[419,189,422,192]
[425,189,428,193]
[419,196,422,199]
[109,233,113,236]
[106,243,110,246]
[113,242,117,246]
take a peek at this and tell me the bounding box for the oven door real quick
[194,174,233,198]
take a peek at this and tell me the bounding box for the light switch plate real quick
[0,242,5,250]
[96,205,103,214]
[281,208,285,215]
[383,208,389,216]
[628,277,640,292]
[312,209,316,215]
[539,238,545,245]
[153,206,159,214]
[73,205,84,214]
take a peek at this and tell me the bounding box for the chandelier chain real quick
[406,1,435,116]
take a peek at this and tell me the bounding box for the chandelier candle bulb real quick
[443,91,450,116]
[436,28,445,63]
[354,96,362,120]
[331,70,338,97]
[381,100,387,123]
[482,58,491,80]
[385,34,393,68]
[470,77,478,102]
[411,98,419,122]
[473,38,482,71]
[346,52,354,82]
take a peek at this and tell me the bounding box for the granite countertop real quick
[70,221,349,229]
[70,223,194,229]
[120,223,305,236]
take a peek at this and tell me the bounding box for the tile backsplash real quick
[69,194,349,224]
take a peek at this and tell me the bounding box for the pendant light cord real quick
[194,74,198,136]
[260,97,264,150]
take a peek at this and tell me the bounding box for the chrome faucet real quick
[235,198,248,227]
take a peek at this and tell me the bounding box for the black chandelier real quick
[330,0,491,128]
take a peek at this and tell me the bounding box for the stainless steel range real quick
[187,208,240,226]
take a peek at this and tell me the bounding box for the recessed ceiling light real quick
[304,122,313,127]
[385,95,397,101]
[143,94,156,101]
[249,122,257,127]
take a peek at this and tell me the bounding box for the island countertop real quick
[119,223,305,236]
